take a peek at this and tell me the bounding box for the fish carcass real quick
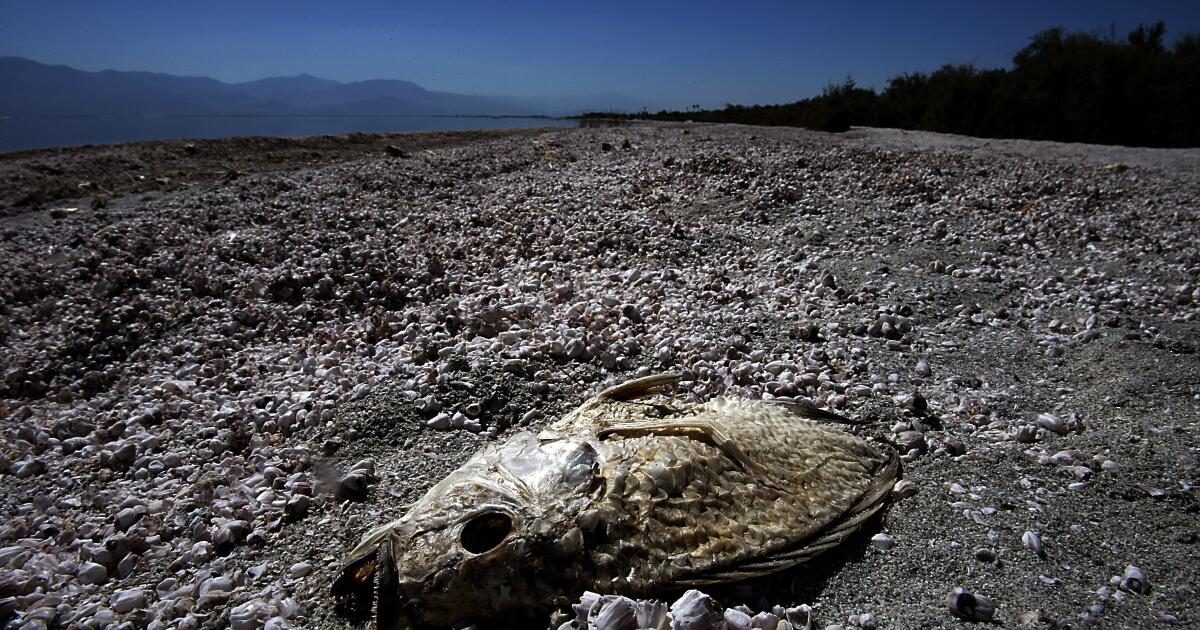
[334,373,900,628]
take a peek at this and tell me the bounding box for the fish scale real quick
[334,373,899,628]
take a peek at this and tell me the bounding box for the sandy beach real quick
[1,123,1197,629]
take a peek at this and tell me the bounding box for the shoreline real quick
[0,127,560,219]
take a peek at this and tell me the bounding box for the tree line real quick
[585,24,1199,147]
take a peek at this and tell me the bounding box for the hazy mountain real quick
[0,57,653,117]
[232,74,526,115]
[232,73,347,106]
[0,57,274,116]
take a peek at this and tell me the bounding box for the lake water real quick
[0,115,576,153]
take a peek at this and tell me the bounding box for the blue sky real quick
[2,1,1198,110]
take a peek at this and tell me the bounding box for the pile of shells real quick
[1,123,1197,628]
[553,590,816,630]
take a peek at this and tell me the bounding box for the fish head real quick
[336,431,604,627]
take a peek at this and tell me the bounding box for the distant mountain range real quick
[0,57,653,117]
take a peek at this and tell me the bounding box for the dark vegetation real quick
[585,24,1200,147]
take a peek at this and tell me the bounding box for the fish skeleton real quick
[334,373,900,628]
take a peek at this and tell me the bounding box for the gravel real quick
[1,122,1197,628]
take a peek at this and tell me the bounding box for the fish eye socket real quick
[460,512,513,554]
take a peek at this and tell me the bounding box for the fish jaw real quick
[332,515,490,628]
[332,518,414,625]
[372,526,588,627]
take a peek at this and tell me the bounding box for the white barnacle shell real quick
[590,595,637,630]
[634,600,669,630]
[785,605,814,630]
[1120,565,1150,594]
[1037,413,1069,436]
[426,413,451,430]
[1012,424,1038,443]
[1022,530,1044,557]
[724,608,751,630]
[574,592,603,624]
[947,587,995,621]
[670,590,723,630]
[891,479,919,500]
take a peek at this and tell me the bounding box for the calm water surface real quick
[0,115,575,153]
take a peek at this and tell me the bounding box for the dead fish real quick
[333,374,899,628]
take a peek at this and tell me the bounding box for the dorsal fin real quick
[766,399,862,425]
[595,373,681,401]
